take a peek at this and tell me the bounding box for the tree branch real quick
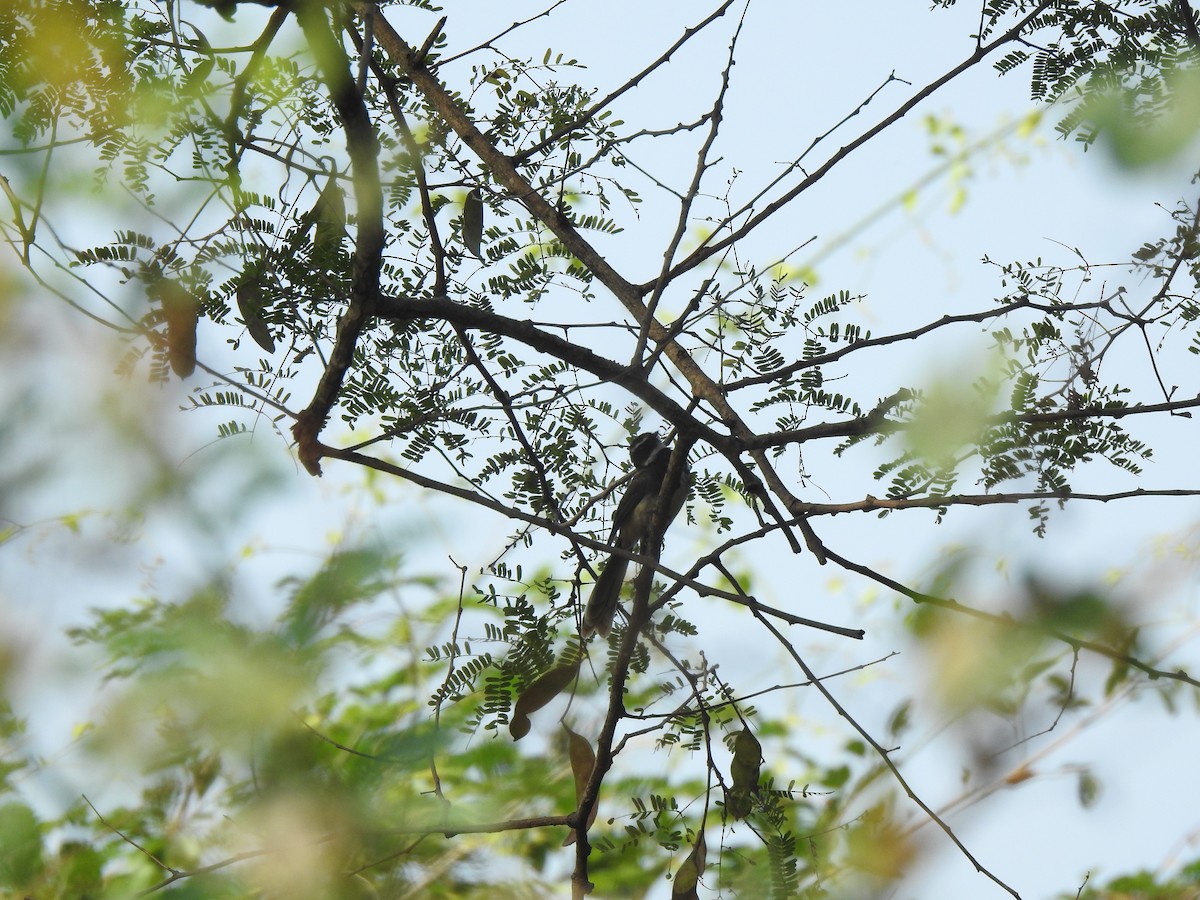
[653,2,1053,286]
[361,2,814,558]
[748,609,1022,898]
[291,0,385,475]
[797,486,1200,517]
[510,0,740,166]
[825,548,1200,690]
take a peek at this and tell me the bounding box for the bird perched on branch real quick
[583,432,689,638]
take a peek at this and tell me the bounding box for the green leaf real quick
[0,802,43,887]
[1077,769,1101,808]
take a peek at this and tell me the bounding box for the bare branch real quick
[747,612,1023,898]
[655,2,1054,286]
[797,486,1200,517]
[510,1,740,165]
[825,548,1200,690]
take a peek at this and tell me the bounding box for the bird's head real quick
[627,432,664,468]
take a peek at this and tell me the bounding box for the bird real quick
[582,432,689,638]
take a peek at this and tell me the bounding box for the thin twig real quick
[656,2,1054,286]
[83,794,175,876]
[510,0,739,165]
[747,613,1022,898]
[825,547,1200,690]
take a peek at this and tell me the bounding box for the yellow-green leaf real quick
[1016,108,1042,138]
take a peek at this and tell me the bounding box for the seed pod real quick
[509,655,581,741]
[462,188,484,259]
[725,728,763,820]
[236,267,275,352]
[562,724,598,846]
[671,831,707,899]
[183,31,214,95]
[724,788,752,821]
[151,278,200,378]
[730,728,762,792]
[312,169,347,258]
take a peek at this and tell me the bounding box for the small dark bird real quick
[583,433,688,638]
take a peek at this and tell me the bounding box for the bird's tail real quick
[582,555,630,638]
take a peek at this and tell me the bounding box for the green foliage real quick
[1066,858,1200,900]
[0,526,888,897]
[976,0,1200,159]
[0,802,42,886]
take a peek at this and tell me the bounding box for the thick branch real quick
[749,391,1200,452]
[362,4,813,557]
[1176,0,1200,47]
[748,389,911,449]
[374,294,726,447]
[360,6,643,312]
[291,0,385,475]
